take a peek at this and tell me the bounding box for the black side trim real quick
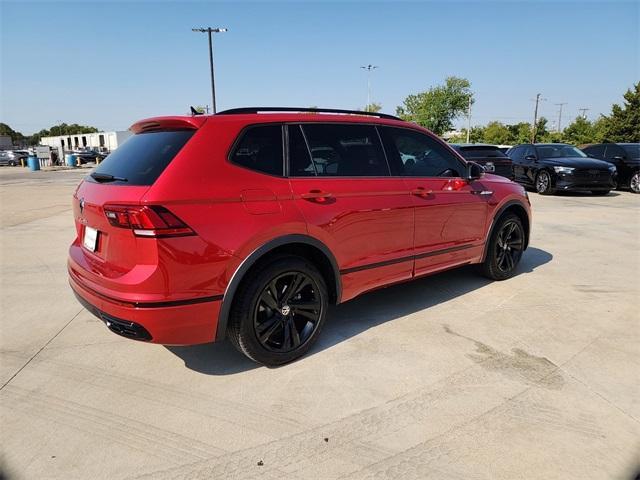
[215,234,342,341]
[134,295,223,308]
[340,244,474,275]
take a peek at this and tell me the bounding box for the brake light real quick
[103,205,195,237]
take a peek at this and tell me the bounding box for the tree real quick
[363,102,382,113]
[562,116,595,145]
[600,82,640,142]
[507,122,532,144]
[0,123,26,144]
[483,121,511,145]
[396,76,473,135]
[29,123,99,145]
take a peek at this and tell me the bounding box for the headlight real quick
[553,166,575,174]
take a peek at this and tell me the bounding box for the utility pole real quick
[360,65,378,111]
[466,95,472,143]
[578,107,590,119]
[192,27,228,113]
[531,93,546,143]
[555,102,567,133]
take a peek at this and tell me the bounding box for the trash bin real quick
[27,155,40,171]
[65,154,77,167]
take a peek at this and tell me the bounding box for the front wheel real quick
[479,214,525,281]
[630,172,640,194]
[228,255,328,366]
[535,170,555,195]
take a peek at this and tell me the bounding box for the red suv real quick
[68,107,531,366]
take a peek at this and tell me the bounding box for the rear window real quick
[89,130,194,185]
[458,147,507,159]
[230,125,284,176]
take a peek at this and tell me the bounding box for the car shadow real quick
[166,247,553,375]
[554,191,621,197]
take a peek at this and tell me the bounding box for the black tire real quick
[228,255,328,366]
[535,170,555,195]
[630,171,640,194]
[591,190,610,196]
[8,161,16,167]
[479,213,525,281]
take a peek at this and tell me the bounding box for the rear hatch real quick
[457,145,513,178]
[70,118,203,291]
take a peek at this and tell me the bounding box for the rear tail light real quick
[103,205,195,237]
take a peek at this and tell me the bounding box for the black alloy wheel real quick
[494,220,524,274]
[479,213,525,280]
[228,255,328,366]
[254,271,322,353]
[535,170,554,195]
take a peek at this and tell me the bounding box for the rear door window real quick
[230,125,284,176]
[300,124,390,177]
[90,130,194,185]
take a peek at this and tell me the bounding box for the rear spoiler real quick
[130,116,207,134]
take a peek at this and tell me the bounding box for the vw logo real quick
[79,198,85,213]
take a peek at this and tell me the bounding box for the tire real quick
[535,170,555,195]
[8,161,16,167]
[591,190,610,196]
[630,172,640,194]
[228,255,328,366]
[479,213,525,281]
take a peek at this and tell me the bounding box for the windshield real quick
[537,145,587,159]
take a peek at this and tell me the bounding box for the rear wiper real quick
[90,172,128,182]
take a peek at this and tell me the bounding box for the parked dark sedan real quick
[581,143,639,194]
[451,144,513,179]
[507,143,616,195]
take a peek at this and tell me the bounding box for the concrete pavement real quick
[1,167,638,479]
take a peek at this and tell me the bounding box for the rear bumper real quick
[69,270,221,345]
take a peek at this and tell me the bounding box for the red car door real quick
[379,126,489,276]
[287,123,415,302]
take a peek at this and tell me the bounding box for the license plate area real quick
[83,226,98,252]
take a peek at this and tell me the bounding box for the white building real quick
[40,130,132,152]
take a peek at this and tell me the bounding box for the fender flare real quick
[215,234,341,341]
[481,200,531,262]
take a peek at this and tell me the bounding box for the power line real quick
[554,102,567,132]
[192,27,228,113]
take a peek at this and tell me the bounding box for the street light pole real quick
[555,102,567,132]
[360,65,378,110]
[192,27,227,113]
[466,95,472,143]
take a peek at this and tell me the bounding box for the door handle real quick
[411,187,433,198]
[301,189,333,202]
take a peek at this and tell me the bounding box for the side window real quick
[604,145,623,159]
[230,125,283,176]
[584,145,605,158]
[507,146,520,160]
[288,125,315,176]
[301,124,389,177]
[523,146,535,160]
[380,127,463,177]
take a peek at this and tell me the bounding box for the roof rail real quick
[215,107,401,121]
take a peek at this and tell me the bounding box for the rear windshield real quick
[458,147,507,159]
[90,130,194,185]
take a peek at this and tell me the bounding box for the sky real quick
[1,0,638,134]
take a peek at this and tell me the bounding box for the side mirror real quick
[524,154,537,161]
[466,162,485,181]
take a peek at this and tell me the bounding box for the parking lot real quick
[0,167,638,479]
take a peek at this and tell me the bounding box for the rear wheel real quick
[535,170,555,195]
[630,172,640,194]
[8,161,16,167]
[228,255,328,366]
[479,214,525,280]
